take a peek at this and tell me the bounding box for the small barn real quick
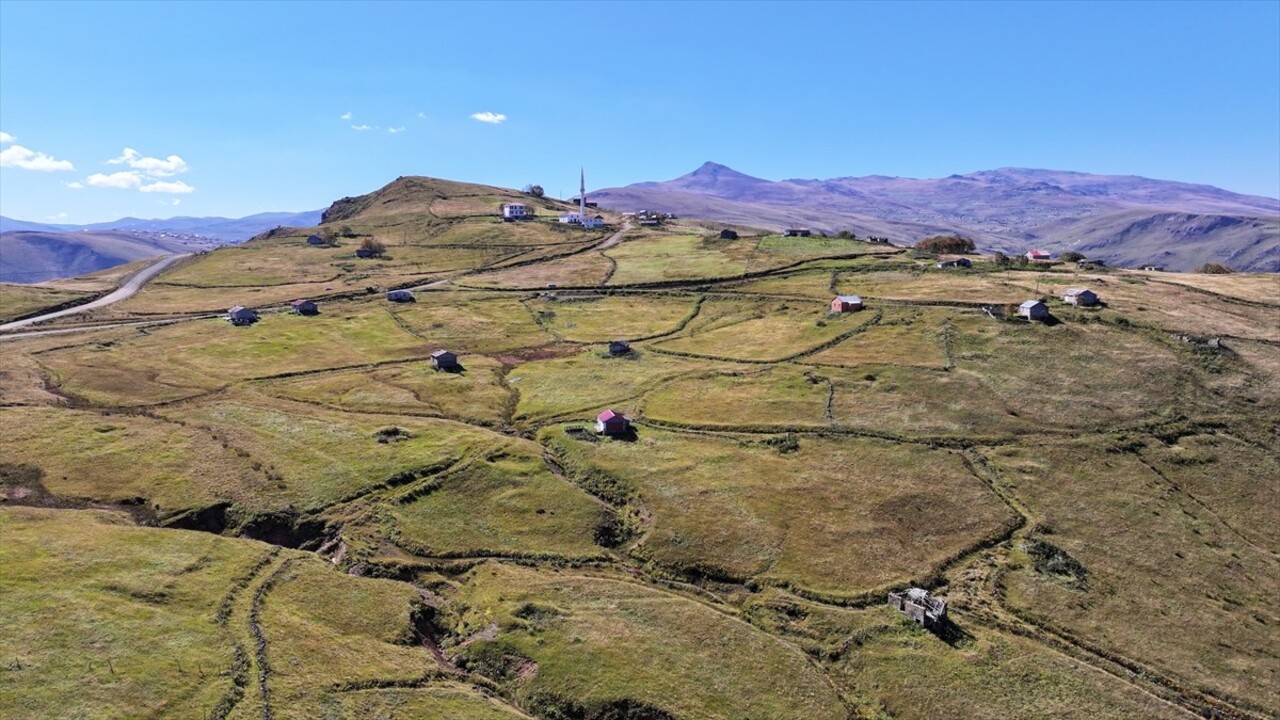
[356,247,377,259]
[888,588,947,630]
[937,257,972,269]
[1018,299,1049,320]
[306,234,325,246]
[719,229,739,240]
[228,306,258,326]
[1061,287,1099,306]
[501,203,528,221]
[386,289,415,303]
[608,340,631,356]
[430,349,459,371]
[830,295,864,313]
[290,299,319,316]
[784,227,812,237]
[1025,249,1052,262]
[596,409,630,436]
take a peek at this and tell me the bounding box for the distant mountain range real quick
[0,210,322,284]
[592,163,1280,272]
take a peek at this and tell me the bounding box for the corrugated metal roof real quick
[834,295,862,303]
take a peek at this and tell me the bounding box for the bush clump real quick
[914,235,976,254]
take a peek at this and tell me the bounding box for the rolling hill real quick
[2,174,1278,720]
[591,163,1280,271]
[0,209,324,283]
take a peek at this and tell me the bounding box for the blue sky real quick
[1,0,1277,223]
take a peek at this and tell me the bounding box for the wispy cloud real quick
[470,111,506,124]
[340,111,353,121]
[45,212,70,221]
[417,112,427,119]
[0,144,76,171]
[351,124,376,131]
[159,198,181,206]
[65,181,85,189]
[0,131,13,144]
[388,126,405,134]
[139,180,195,194]
[87,171,143,189]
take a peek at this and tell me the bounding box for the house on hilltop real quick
[502,203,529,221]
[888,588,947,630]
[784,227,812,237]
[596,409,630,436]
[431,349,459,371]
[1018,299,1049,320]
[1061,288,1099,306]
[1026,249,1052,262]
[291,299,319,315]
[830,295,864,313]
[228,306,258,326]
[937,257,972,269]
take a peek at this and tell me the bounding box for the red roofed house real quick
[830,295,864,313]
[596,409,630,436]
[1026,249,1052,262]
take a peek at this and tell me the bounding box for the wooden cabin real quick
[430,349,459,371]
[1018,300,1049,320]
[1061,288,1099,306]
[830,295,864,313]
[596,409,630,436]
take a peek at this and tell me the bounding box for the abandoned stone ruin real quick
[888,588,948,630]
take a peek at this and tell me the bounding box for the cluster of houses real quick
[783,227,812,237]
[1015,287,1100,321]
[624,210,672,227]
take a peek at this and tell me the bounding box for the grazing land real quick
[2,174,1277,719]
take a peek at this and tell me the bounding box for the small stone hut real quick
[290,299,319,315]
[1018,299,1049,320]
[228,306,258,326]
[386,289,414,303]
[430,349,459,371]
[608,340,632,356]
[1061,288,1099,306]
[888,588,947,630]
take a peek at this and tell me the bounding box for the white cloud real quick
[107,147,188,177]
[139,180,195,194]
[45,212,70,221]
[0,144,76,171]
[340,111,353,121]
[0,131,13,143]
[388,126,405,134]
[351,124,376,131]
[417,112,427,119]
[65,181,85,189]
[87,171,143,189]
[470,111,507,124]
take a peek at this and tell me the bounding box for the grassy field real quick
[6,174,1278,719]
[0,507,265,719]
[260,356,511,426]
[987,437,1280,712]
[523,293,698,342]
[0,283,94,323]
[543,426,1015,596]
[449,562,848,719]
[508,349,719,421]
[653,297,877,361]
[378,437,608,561]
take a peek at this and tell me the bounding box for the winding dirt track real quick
[0,253,189,332]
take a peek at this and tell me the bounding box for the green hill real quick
[2,175,1278,720]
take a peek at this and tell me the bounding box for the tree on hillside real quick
[836,230,858,241]
[992,251,1011,267]
[320,227,339,246]
[1060,251,1087,263]
[339,225,357,238]
[359,237,387,257]
[523,184,546,198]
[1199,262,1234,274]
[914,235,977,254]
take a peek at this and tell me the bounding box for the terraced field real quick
[2,175,1277,720]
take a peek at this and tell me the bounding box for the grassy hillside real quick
[2,174,1277,719]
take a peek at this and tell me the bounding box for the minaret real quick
[579,167,586,219]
